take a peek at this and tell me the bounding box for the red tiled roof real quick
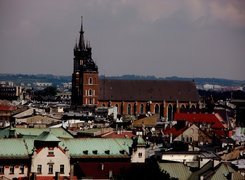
[102,131,135,138]
[174,113,227,129]
[0,105,17,111]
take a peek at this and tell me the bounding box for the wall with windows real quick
[0,161,29,179]
[83,72,99,106]
[31,147,70,178]
[174,124,212,144]
[98,100,198,119]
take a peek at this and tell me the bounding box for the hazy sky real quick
[0,0,245,80]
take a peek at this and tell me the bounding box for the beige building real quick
[30,131,70,178]
[131,136,146,163]
[174,124,212,145]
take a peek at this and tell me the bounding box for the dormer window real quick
[88,77,93,85]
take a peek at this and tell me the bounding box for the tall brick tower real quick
[71,17,99,108]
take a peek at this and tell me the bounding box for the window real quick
[138,152,143,158]
[19,165,24,174]
[190,137,193,143]
[9,165,14,174]
[88,77,93,85]
[89,98,93,105]
[48,164,53,174]
[60,165,64,174]
[140,104,144,114]
[37,165,42,174]
[167,104,173,121]
[88,89,93,96]
[127,104,131,115]
[0,165,4,174]
[48,151,54,157]
[155,104,160,114]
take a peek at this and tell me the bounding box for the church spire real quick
[79,16,85,50]
[74,38,78,50]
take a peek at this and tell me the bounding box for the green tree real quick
[43,86,57,96]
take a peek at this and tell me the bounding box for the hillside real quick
[0,74,244,87]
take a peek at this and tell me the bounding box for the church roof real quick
[99,79,199,102]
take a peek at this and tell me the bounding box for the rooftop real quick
[99,79,199,102]
[158,162,192,180]
[0,127,73,139]
[133,115,158,127]
[62,138,133,158]
[175,113,227,129]
[35,131,61,142]
[0,139,29,159]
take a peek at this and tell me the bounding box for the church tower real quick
[71,17,99,108]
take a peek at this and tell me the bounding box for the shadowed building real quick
[71,17,199,119]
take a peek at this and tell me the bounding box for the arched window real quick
[190,105,196,113]
[140,104,144,114]
[155,104,160,114]
[88,77,93,85]
[90,98,93,104]
[173,104,177,119]
[121,103,124,115]
[133,103,137,115]
[88,89,93,96]
[127,104,131,115]
[167,104,173,121]
[180,104,186,113]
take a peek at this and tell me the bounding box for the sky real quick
[0,0,245,80]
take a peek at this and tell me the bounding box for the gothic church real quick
[71,18,199,120]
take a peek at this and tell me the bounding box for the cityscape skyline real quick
[1,0,245,80]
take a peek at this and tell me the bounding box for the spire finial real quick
[79,16,85,50]
[80,16,84,34]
